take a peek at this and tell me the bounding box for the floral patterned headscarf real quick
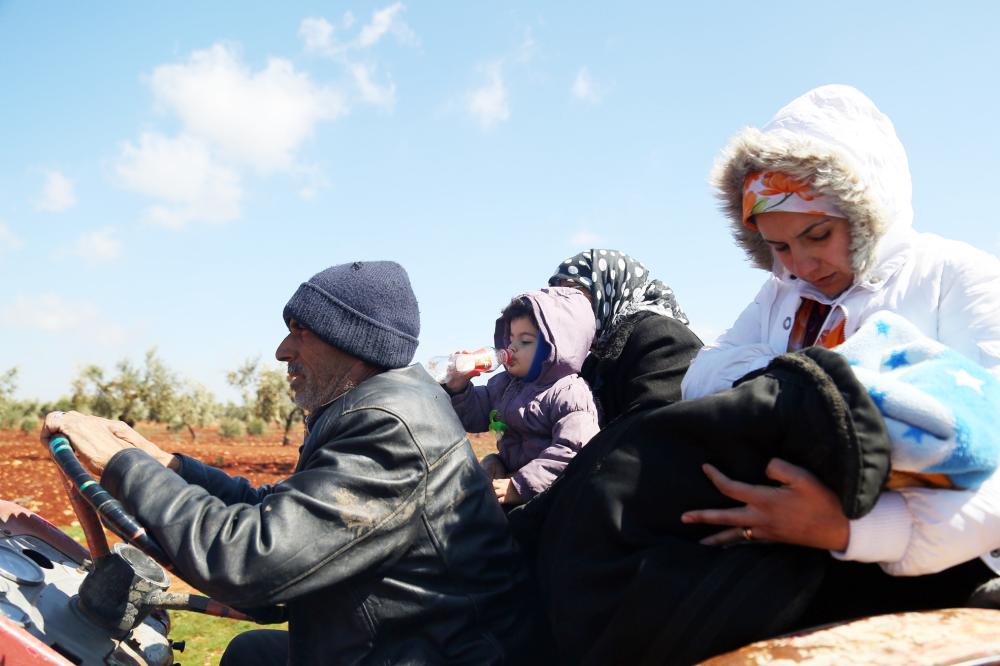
[742,171,844,228]
[549,249,689,346]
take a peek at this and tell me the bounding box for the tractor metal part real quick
[76,543,170,637]
[0,596,31,627]
[0,500,173,665]
[0,544,44,585]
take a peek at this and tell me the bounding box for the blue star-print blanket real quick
[832,311,1000,489]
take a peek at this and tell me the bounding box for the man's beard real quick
[288,361,355,413]
[288,362,325,412]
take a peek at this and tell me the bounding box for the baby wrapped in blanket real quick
[833,311,1000,489]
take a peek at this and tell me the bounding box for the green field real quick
[169,613,272,666]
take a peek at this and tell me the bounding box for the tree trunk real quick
[282,408,303,446]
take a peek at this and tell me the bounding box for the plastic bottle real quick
[425,347,510,383]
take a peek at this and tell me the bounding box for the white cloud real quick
[37,170,77,212]
[119,35,419,228]
[1,294,100,333]
[301,5,415,57]
[570,230,605,247]
[359,3,414,47]
[115,132,241,228]
[351,63,396,109]
[149,43,347,173]
[298,6,412,119]
[467,63,509,129]
[0,221,24,253]
[1,294,131,346]
[114,43,350,228]
[299,17,338,55]
[571,67,601,103]
[70,228,122,264]
[460,28,541,129]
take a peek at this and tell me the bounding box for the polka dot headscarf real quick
[548,249,689,345]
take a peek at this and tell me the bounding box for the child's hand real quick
[492,478,524,505]
[480,453,508,480]
[444,372,472,394]
[443,349,477,392]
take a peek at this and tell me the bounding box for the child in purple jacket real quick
[444,287,600,506]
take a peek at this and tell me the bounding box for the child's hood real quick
[493,286,596,385]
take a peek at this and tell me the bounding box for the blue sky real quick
[2,2,999,401]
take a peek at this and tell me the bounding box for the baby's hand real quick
[444,372,472,394]
[492,478,524,505]
[444,350,477,392]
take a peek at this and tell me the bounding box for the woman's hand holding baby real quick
[681,458,850,551]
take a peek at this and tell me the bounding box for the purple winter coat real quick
[451,287,600,500]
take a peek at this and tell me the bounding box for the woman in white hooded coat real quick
[681,84,1000,581]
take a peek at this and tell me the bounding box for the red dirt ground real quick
[0,424,496,525]
[1,424,302,522]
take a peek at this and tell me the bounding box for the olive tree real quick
[71,360,147,425]
[70,349,219,437]
[0,367,25,429]
[166,382,218,440]
[0,368,53,432]
[227,357,302,445]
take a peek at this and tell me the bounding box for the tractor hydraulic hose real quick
[47,436,170,566]
[47,434,262,627]
[147,592,255,621]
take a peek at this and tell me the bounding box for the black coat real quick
[581,311,703,425]
[518,348,895,665]
[103,365,535,665]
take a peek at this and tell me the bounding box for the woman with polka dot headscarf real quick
[549,249,702,424]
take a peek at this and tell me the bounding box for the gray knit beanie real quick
[283,261,420,369]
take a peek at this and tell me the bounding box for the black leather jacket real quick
[103,365,533,665]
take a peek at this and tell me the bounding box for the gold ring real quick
[741,526,753,541]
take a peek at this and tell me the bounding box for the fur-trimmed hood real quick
[711,85,914,282]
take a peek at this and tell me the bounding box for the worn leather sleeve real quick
[172,453,277,506]
[101,406,426,608]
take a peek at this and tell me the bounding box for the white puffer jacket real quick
[683,84,1000,576]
